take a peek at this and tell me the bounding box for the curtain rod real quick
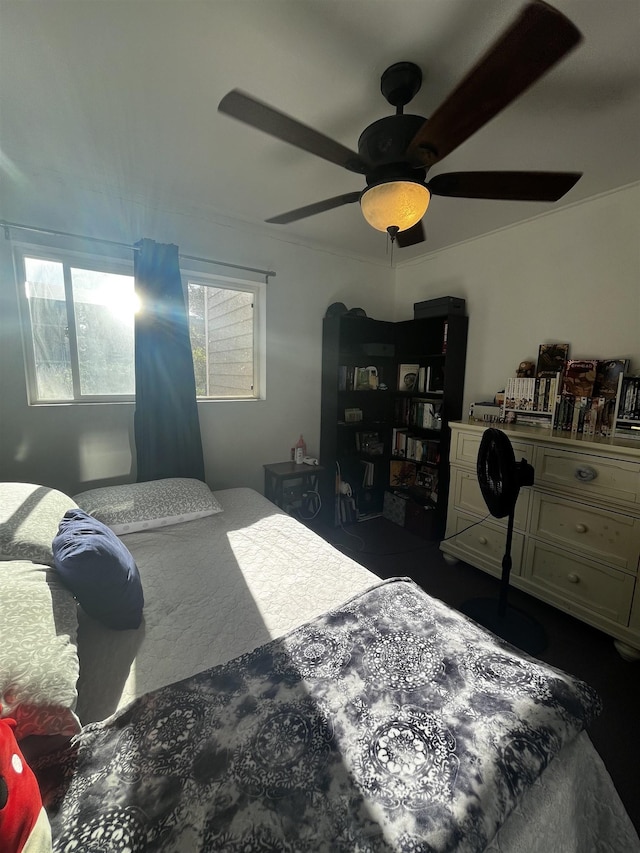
[1,219,276,279]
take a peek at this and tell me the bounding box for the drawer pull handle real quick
[567,573,580,584]
[575,523,588,534]
[478,536,488,545]
[575,465,597,482]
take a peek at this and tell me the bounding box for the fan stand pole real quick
[497,509,515,619]
[460,509,547,656]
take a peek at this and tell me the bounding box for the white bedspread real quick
[76,487,376,722]
[74,487,639,852]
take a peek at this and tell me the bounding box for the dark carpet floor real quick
[305,513,640,833]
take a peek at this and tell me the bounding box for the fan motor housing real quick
[358,114,427,168]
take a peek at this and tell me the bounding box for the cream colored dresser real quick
[441,420,640,660]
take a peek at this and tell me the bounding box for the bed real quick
[1,479,638,852]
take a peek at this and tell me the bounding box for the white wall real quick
[3,178,638,497]
[0,176,396,496]
[395,184,640,416]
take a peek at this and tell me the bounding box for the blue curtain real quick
[134,238,205,482]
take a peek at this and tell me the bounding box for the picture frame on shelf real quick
[398,363,419,392]
[355,365,379,390]
[389,459,417,488]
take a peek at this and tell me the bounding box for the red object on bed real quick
[0,711,51,853]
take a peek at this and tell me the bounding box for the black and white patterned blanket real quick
[47,579,600,852]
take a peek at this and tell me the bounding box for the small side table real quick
[263,461,324,515]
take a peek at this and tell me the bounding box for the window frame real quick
[14,242,266,405]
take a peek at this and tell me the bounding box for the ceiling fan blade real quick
[395,220,426,248]
[428,171,582,201]
[266,192,362,224]
[407,1,582,167]
[218,90,369,175]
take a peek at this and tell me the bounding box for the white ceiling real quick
[1,0,639,264]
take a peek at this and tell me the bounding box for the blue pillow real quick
[52,509,143,630]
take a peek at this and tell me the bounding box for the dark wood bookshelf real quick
[319,313,468,536]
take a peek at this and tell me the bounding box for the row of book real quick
[618,376,640,422]
[504,359,627,413]
[398,363,444,394]
[395,397,443,430]
[360,460,375,487]
[391,428,440,464]
[504,375,559,413]
[337,362,447,393]
[553,395,616,436]
[532,345,626,400]
[338,366,379,391]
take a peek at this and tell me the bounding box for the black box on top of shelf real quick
[413,296,466,319]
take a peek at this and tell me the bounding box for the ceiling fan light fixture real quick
[360,180,430,234]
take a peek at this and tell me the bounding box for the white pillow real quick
[73,477,223,534]
[0,482,78,566]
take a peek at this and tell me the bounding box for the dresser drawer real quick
[452,429,534,470]
[451,467,530,531]
[524,540,635,626]
[533,446,640,507]
[530,492,640,574]
[443,511,524,579]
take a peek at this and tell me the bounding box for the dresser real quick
[441,420,640,660]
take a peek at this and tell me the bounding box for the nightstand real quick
[263,461,324,515]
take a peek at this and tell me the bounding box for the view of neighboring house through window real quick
[187,280,256,399]
[16,246,263,403]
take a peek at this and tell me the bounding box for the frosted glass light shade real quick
[360,181,430,233]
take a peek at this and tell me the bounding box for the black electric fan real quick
[461,428,547,655]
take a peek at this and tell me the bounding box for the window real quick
[186,274,262,399]
[15,245,264,403]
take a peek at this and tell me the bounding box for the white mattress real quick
[74,487,639,852]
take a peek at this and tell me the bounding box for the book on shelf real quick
[394,396,412,426]
[344,407,363,423]
[392,426,409,457]
[561,359,598,398]
[402,435,441,464]
[504,375,559,414]
[593,359,628,399]
[417,365,429,393]
[619,376,640,421]
[427,364,445,393]
[536,343,569,378]
[360,459,375,487]
[410,399,442,430]
[615,425,640,440]
[398,363,420,392]
[554,394,611,435]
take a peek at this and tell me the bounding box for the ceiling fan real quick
[218,0,583,248]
